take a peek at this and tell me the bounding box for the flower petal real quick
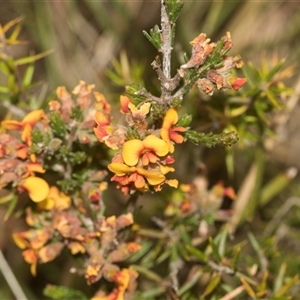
[22,109,44,125]
[122,139,144,166]
[26,162,46,173]
[108,163,135,176]
[143,135,169,157]
[162,108,178,128]
[22,177,50,202]
[120,95,130,114]
[21,123,32,144]
[166,179,179,188]
[136,168,165,185]
[1,120,22,130]
[160,165,175,175]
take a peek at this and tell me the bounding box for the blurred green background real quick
[1,1,300,299]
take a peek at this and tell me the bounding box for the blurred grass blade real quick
[178,269,202,297]
[7,18,23,42]
[266,90,282,109]
[209,237,221,263]
[0,61,10,75]
[274,274,299,297]
[247,231,261,254]
[265,58,285,82]
[4,195,18,221]
[274,263,286,293]
[0,86,10,93]
[219,285,244,300]
[21,63,35,88]
[2,16,24,33]
[127,241,153,263]
[141,286,166,298]
[185,245,207,263]
[14,49,54,66]
[228,161,258,234]
[230,247,241,270]
[43,285,88,300]
[202,273,221,297]
[260,167,297,207]
[132,265,163,283]
[0,193,15,205]
[240,277,256,299]
[218,226,229,257]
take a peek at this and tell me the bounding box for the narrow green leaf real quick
[178,269,202,296]
[266,90,282,109]
[177,113,192,127]
[164,0,184,23]
[218,226,229,257]
[8,18,23,41]
[8,73,17,93]
[21,63,35,88]
[0,193,15,205]
[156,247,171,264]
[230,247,241,270]
[209,237,222,263]
[4,195,18,221]
[179,225,192,246]
[142,25,162,51]
[229,105,248,117]
[202,274,221,297]
[177,243,191,261]
[127,241,153,263]
[2,16,24,33]
[265,59,285,82]
[0,61,10,75]
[247,231,261,254]
[0,86,10,93]
[185,245,207,263]
[254,100,270,125]
[240,277,256,299]
[43,285,88,300]
[14,49,54,66]
[274,263,286,293]
[260,168,297,207]
[132,265,163,283]
[248,61,261,81]
[274,275,299,297]
[140,286,166,298]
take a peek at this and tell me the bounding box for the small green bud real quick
[220,131,239,147]
[69,151,87,165]
[49,112,67,138]
[71,106,83,122]
[177,113,192,127]
[31,128,44,144]
[48,138,63,152]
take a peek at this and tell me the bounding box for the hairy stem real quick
[161,0,172,94]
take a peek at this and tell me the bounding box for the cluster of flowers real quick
[181,32,247,95]
[1,82,143,298]
[13,197,139,299]
[0,81,108,202]
[94,95,187,195]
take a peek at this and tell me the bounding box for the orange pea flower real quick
[94,111,126,150]
[122,135,168,166]
[1,110,45,146]
[108,163,166,189]
[21,176,50,202]
[160,108,186,153]
[38,186,71,211]
[120,95,151,118]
